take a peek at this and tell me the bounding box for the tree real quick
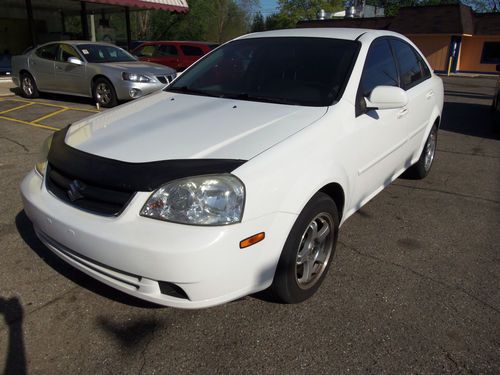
[131,0,255,42]
[251,11,266,32]
[277,0,344,22]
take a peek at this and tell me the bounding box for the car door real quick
[349,38,411,209]
[31,44,58,91]
[54,43,87,95]
[389,38,435,161]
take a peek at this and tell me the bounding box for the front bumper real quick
[114,80,168,101]
[20,170,297,309]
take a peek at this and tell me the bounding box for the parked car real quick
[11,41,176,107]
[21,28,443,309]
[0,49,12,76]
[132,41,218,71]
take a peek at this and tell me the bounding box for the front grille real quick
[46,164,135,216]
[156,74,174,84]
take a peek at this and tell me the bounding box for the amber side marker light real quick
[239,232,265,249]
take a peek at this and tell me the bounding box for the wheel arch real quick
[19,69,38,86]
[319,182,345,222]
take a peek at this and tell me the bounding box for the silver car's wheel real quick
[93,78,118,108]
[295,213,334,290]
[271,192,339,304]
[20,73,39,98]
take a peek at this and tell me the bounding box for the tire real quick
[406,124,438,179]
[270,192,339,304]
[92,77,118,108]
[20,72,39,99]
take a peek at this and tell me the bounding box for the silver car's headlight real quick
[140,175,245,226]
[34,133,53,177]
[122,72,151,82]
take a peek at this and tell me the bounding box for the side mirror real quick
[67,57,83,65]
[365,86,408,110]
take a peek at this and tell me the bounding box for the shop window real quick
[481,42,500,64]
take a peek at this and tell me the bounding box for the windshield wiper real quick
[167,86,220,98]
[228,93,301,105]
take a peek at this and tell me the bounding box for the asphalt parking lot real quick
[1,76,499,374]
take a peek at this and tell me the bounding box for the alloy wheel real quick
[295,212,334,289]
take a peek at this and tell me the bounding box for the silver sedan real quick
[11,41,177,107]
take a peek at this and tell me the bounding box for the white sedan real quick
[21,28,443,309]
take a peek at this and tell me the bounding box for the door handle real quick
[425,90,434,99]
[397,108,409,119]
[55,65,63,70]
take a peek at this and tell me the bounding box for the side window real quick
[35,44,58,60]
[57,44,80,62]
[158,45,178,56]
[391,39,427,90]
[181,45,204,56]
[361,39,399,97]
[136,45,156,57]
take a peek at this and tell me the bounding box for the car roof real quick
[141,41,217,45]
[38,40,119,47]
[238,28,404,42]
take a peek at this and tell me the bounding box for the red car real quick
[132,41,218,71]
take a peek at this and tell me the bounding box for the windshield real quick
[77,44,136,63]
[167,37,359,106]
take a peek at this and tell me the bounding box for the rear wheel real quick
[92,77,118,108]
[406,124,438,179]
[20,72,39,98]
[271,192,339,304]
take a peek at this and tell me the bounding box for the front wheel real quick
[406,124,438,179]
[270,192,339,304]
[92,78,118,108]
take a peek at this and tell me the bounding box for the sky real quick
[258,0,279,16]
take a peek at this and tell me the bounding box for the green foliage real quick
[131,0,257,43]
[277,0,344,21]
[251,12,266,32]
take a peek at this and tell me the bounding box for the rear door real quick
[389,38,434,160]
[349,38,410,208]
[31,44,58,90]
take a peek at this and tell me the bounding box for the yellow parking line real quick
[0,97,99,113]
[0,115,58,131]
[0,102,35,115]
[31,108,68,124]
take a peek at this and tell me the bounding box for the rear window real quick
[181,45,204,56]
[35,44,58,60]
[391,39,429,90]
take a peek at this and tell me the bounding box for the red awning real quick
[84,0,189,12]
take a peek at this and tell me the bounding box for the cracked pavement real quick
[0,77,499,374]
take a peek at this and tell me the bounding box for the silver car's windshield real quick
[77,44,136,63]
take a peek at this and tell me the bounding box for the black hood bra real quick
[47,126,247,192]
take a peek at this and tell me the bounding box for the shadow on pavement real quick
[10,87,97,107]
[441,101,500,140]
[15,210,161,309]
[0,297,27,375]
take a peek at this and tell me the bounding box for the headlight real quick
[34,134,53,177]
[140,175,245,226]
[122,72,151,82]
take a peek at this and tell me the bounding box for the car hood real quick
[65,91,328,162]
[98,61,175,75]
